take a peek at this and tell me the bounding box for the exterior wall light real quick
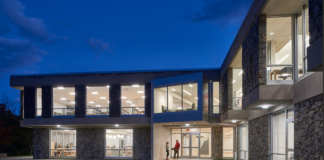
[57,125,61,127]
[185,124,189,126]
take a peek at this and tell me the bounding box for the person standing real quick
[166,142,169,160]
[174,140,180,159]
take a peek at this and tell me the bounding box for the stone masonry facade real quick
[75,85,86,118]
[133,128,151,160]
[24,86,36,118]
[33,128,49,159]
[249,114,271,160]
[145,83,151,117]
[76,128,106,160]
[109,84,121,117]
[41,86,53,118]
[220,70,229,114]
[309,0,323,44]
[242,14,266,96]
[211,127,223,159]
[294,94,323,159]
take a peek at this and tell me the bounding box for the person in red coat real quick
[174,139,180,159]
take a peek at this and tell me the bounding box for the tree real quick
[0,93,19,115]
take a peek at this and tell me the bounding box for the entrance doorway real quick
[181,133,199,158]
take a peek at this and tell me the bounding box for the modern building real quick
[10,0,323,159]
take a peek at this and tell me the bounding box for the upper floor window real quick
[53,87,75,116]
[87,86,109,116]
[36,88,42,116]
[212,82,220,114]
[232,69,242,109]
[267,17,293,81]
[154,82,198,113]
[121,85,145,115]
[296,4,309,78]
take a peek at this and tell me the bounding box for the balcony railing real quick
[121,107,144,115]
[50,149,76,157]
[106,149,133,157]
[267,64,294,80]
[53,108,75,116]
[37,108,42,116]
[86,107,109,116]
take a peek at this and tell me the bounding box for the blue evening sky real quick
[0,0,253,100]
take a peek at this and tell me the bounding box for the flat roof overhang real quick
[20,117,151,128]
[242,85,293,110]
[262,0,306,16]
[156,121,235,128]
[220,110,248,125]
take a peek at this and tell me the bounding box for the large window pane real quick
[297,10,304,77]
[232,69,242,109]
[182,83,198,111]
[106,129,133,157]
[272,112,286,154]
[121,85,145,115]
[50,130,76,157]
[86,86,109,116]
[53,87,75,116]
[240,125,248,160]
[267,17,293,80]
[200,133,211,157]
[223,127,233,158]
[168,84,182,112]
[154,87,167,113]
[37,88,42,116]
[171,134,181,157]
[213,82,220,114]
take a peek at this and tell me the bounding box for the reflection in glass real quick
[53,87,75,116]
[87,86,109,116]
[200,133,211,157]
[272,112,286,154]
[37,88,42,116]
[223,127,233,157]
[50,130,76,157]
[232,69,242,109]
[168,85,182,112]
[106,129,133,157]
[183,83,198,111]
[154,87,167,113]
[121,85,145,115]
[213,82,220,114]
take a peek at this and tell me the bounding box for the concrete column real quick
[42,86,53,118]
[133,128,151,159]
[33,128,49,159]
[212,127,223,159]
[145,83,151,117]
[24,86,36,118]
[75,85,86,118]
[76,128,105,159]
[109,84,121,117]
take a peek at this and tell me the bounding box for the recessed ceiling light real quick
[69,92,75,95]
[185,124,190,126]
[233,80,236,83]
[131,104,135,106]
[107,101,110,103]
[57,125,61,127]
[121,97,127,99]
[87,86,89,88]
[142,96,145,98]
[262,105,269,109]
[215,98,219,102]
[106,85,110,88]
[57,87,65,89]
[239,71,243,75]
[178,107,182,109]
[89,101,94,104]
[183,90,191,95]
[132,85,139,87]
[115,124,119,127]
[270,32,274,35]
[100,97,106,99]
[195,97,198,99]
[96,105,101,107]
[70,102,75,104]
[189,84,192,87]
[137,91,144,93]
[60,98,66,100]
[232,120,237,123]
[106,130,113,132]
[126,101,131,103]
[92,92,98,94]
[64,130,68,131]
[172,88,175,91]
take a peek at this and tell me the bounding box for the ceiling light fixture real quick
[183,90,191,95]
[115,124,119,127]
[57,87,65,89]
[270,32,274,35]
[142,96,145,98]
[109,135,112,139]
[137,91,144,93]
[121,97,127,99]
[69,92,75,95]
[64,130,69,131]
[195,97,198,99]
[239,71,243,75]
[277,54,290,64]
[60,98,66,100]
[70,102,75,104]
[106,85,110,88]
[189,84,192,87]
[100,97,106,99]
[131,104,135,106]
[126,101,131,103]
[185,124,190,126]
[233,80,236,83]
[215,98,219,102]
[57,125,61,127]
[232,120,237,123]
[89,101,94,104]
[178,107,182,109]
[262,105,269,109]
[172,88,175,91]
[92,92,98,94]
[132,85,139,87]
[107,101,110,103]
[96,105,101,107]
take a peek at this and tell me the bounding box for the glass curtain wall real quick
[266,17,293,81]
[154,82,198,113]
[121,85,145,115]
[106,129,133,157]
[223,127,234,158]
[240,124,248,160]
[53,87,75,116]
[213,82,220,114]
[86,86,109,116]
[50,130,76,157]
[296,4,309,77]
[36,88,42,116]
[232,69,243,109]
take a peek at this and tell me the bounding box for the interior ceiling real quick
[230,47,242,68]
[267,17,292,53]
[262,0,306,16]
[121,85,145,108]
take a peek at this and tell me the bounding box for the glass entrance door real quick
[181,133,200,158]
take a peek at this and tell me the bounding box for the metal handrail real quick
[86,107,109,116]
[121,107,145,115]
[50,149,76,157]
[106,149,133,157]
[53,108,75,116]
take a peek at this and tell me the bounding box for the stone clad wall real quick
[309,0,323,44]
[133,128,151,160]
[109,84,121,117]
[76,128,105,160]
[42,86,53,118]
[220,71,229,114]
[33,128,49,159]
[211,127,223,159]
[249,114,271,160]
[242,15,267,96]
[294,94,323,159]
[145,83,151,117]
[75,85,86,118]
[24,86,36,118]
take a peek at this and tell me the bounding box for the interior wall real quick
[153,124,171,160]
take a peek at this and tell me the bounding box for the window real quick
[86,86,109,116]
[296,4,309,77]
[223,127,233,158]
[154,82,198,113]
[50,130,76,157]
[53,87,75,116]
[36,88,42,116]
[232,69,242,109]
[240,124,248,160]
[213,82,220,114]
[267,17,293,81]
[121,85,145,115]
[106,129,133,158]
